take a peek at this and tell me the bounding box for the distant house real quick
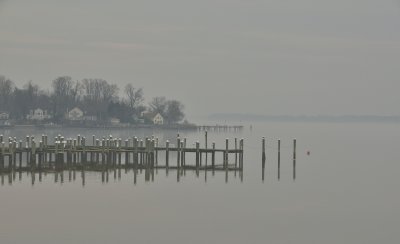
[27,108,51,120]
[153,113,164,125]
[82,115,97,121]
[66,107,84,120]
[65,107,97,122]
[110,117,120,125]
[0,111,10,120]
[142,112,164,125]
[0,111,10,126]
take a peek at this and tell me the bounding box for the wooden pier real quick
[0,134,244,176]
[197,125,243,132]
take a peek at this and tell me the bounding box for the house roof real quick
[142,112,162,120]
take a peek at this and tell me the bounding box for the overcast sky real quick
[0,0,399,118]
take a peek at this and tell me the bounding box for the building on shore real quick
[65,107,98,122]
[0,111,10,120]
[26,108,52,121]
[66,107,84,120]
[0,111,11,126]
[109,117,121,125]
[141,112,164,125]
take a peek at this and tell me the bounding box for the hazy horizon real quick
[1,0,400,118]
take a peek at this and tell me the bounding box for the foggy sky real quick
[0,0,399,118]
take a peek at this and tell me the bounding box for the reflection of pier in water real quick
[0,166,244,186]
[0,134,244,186]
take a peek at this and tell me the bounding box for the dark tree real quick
[149,96,167,115]
[125,84,144,109]
[0,75,14,111]
[165,100,185,124]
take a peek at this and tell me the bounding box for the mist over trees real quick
[0,75,186,124]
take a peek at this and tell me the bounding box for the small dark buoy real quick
[307,151,310,156]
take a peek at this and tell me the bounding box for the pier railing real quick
[0,134,244,174]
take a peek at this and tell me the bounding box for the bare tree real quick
[51,76,81,120]
[0,75,14,110]
[52,76,74,97]
[81,78,119,103]
[125,84,144,109]
[80,78,119,120]
[149,96,167,114]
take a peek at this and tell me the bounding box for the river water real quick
[1,121,399,244]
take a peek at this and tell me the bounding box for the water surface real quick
[1,122,399,244]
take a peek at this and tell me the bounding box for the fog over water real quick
[1,122,400,244]
[1,1,400,243]
[1,0,400,117]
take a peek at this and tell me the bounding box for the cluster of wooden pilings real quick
[0,134,244,178]
[197,125,243,132]
[261,137,297,181]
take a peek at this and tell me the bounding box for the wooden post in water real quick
[211,142,215,170]
[183,138,187,166]
[165,140,169,168]
[125,140,129,166]
[239,139,244,170]
[31,140,36,170]
[18,141,22,169]
[0,142,4,171]
[262,137,266,181]
[0,141,4,173]
[262,137,266,165]
[293,138,296,180]
[12,140,16,170]
[177,137,181,168]
[139,140,143,165]
[235,138,238,168]
[133,137,138,165]
[225,138,229,169]
[278,139,281,180]
[180,141,184,167]
[196,141,200,169]
[82,137,87,165]
[155,138,159,165]
[118,138,122,166]
[205,131,208,164]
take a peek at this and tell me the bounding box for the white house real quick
[110,117,120,125]
[142,112,164,125]
[66,107,84,120]
[82,115,97,121]
[0,111,9,120]
[27,108,51,120]
[152,113,164,125]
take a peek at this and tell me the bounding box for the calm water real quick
[1,122,399,244]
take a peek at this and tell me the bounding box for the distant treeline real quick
[0,75,185,124]
[209,113,400,123]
